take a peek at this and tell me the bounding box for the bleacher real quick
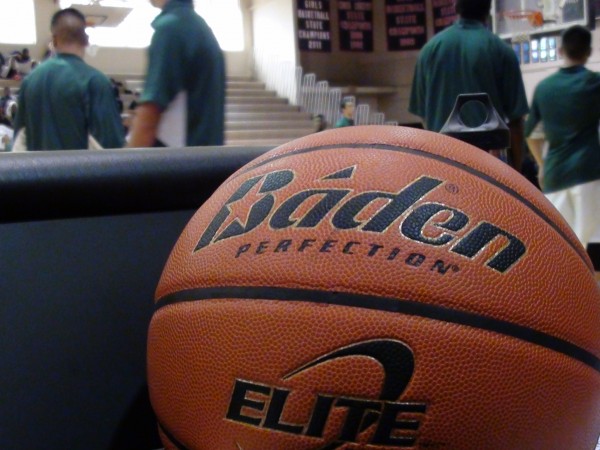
[1,74,319,148]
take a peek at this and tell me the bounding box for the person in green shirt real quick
[525,25,600,266]
[409,0,528,171]
[334,97,355,128]
[13,8,124,151]
[128,0,225,148]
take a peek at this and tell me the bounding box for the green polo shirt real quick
[14,53,124,150]
[334,117,354,128]
[525,65,600,193]
[409,19,529,132]
[141,0,225,147]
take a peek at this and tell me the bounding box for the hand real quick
[537,166,544,190]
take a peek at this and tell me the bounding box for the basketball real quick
[148,126,600,449]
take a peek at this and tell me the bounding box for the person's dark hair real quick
[455,0,492,21]
[51,8,88,46]
[313,113,327,132]
[561,25,592,61]
[18,48,31,63]
[340,97,354,111]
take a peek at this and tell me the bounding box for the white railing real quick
[355,104,370,125]
[253,47,299,105]
[253,52,393,128]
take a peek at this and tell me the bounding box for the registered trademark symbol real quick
[445,183,459,194]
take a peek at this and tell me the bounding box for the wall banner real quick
[338,0,374,52]
[298,0,332,52]
[432,0,457,34]
[385,0,427,51]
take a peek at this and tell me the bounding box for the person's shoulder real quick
[426,25,454,44]
[586,68,600,81]
[153,12,178,30]
[83,64,113,88]
[543,69,564,82]
[486,34,520,62]
[153,7,188,32]
[535,71,562,93]
[152,10,190,45]
[577,68,600,91]
[418,30,445,56]
[421,22,472,52]
[486,32,511,50]
[163,9,208,34]
[19,75,31,92]
[192,13,213,31]
[31,56,59,71]
[19,60,51,87]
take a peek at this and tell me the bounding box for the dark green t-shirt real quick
[14,53,124,150]
[525,65,600,193]
[141,0,225,147]
[409,19,529,132]
[334,117,354,128]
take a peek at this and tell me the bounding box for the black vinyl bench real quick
[0,146,270,450]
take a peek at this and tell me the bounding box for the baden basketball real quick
[148,126,600,449]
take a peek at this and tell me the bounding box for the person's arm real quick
[525,120,546,189]
[526,136,545,189]
[88,76,126,149]
[526,136,544,167]
[127,103,162,148]
[508,117,524,172]
[128,22,184,148]
[523,90,544,181]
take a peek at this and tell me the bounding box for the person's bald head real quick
[51,8,88,49]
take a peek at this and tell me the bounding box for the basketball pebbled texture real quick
[148,126,600,450]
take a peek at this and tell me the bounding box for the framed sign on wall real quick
[338,0,374,51]
[385,0,427,51]
[298,0,332,52]
[433,0,457,34]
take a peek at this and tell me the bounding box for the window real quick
[0,0,37,45]
[60,0,244,51]
[195,0,244,51]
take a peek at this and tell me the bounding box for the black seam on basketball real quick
[158,422,190,450]
[235,143,591,270]
[154,286,600,374]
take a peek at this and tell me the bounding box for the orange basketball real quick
[148,126,600,449]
